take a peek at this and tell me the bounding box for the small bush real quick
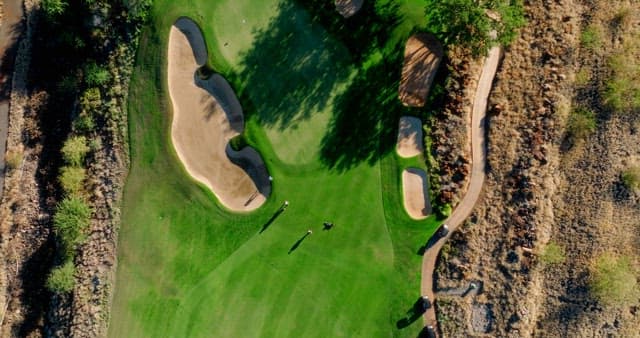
[59,166,86,195]
[436,203,452,220]
[84,62,111,87]
[590,253,640,306]
[567,108,596,140]
[61,136,90,166]
[42,0,68,17]
[54,196,92,254]
[72,113,95,133]
[5,150,23,170]
[574,68,590,86]
[603,40,640,112]
[81,88,102,111]
[580,25,601,50]
[540,241,565,265]
[622,166,640,190]
[47,260,75,293]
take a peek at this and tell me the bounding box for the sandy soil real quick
[421,45,501,332]
[334,0,364,18]
[396,116,423,158]
[399,33,443,107]
[402,168,431,219]
[168,18,270,211]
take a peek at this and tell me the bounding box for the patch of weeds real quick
[603,38,640,113]
[621,166,640,190]
[5,149,23,170]
[46,260,76,293]
[540,241,565,265]
[580,24,602,50]
[590,252,640,307]
[59,166,86,195]
[566,108,596,140]
[574,68,590,86]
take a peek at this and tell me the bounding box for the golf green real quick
[109,0,440,337]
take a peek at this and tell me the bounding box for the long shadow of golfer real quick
[396,297,426,329]
[288,232,311,254]
[260,209,284,234]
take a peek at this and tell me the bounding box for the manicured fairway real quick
[110,0,440,337]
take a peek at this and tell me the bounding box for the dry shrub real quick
[5,149,23,170]
[590,252,640,307]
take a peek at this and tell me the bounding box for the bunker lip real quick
[168,17,270,211]
[402,168,431,220]
[399,33,443,107]
[334,0,364,18]
[396,115,424,158]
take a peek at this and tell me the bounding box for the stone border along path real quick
[334,0,364,18]
[420,45,502,336]
[168,17,271,212]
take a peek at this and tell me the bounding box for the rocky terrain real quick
[434,0,640,337]
[0,1,139,336]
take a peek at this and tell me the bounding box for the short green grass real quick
[109,0,440,337]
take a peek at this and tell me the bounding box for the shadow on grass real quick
[230,0,444,171]
[288,231,312,254]
[260,208,284,233]
[396,296,426,329]
[293,0,400,63]
[320,47,412,171]
[234,0,352,131]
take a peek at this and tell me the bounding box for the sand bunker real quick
[402,168,431,220]
[168,17,270,211]
[398,33,443,107]
[396,116,424,158]
[335,0,364,18]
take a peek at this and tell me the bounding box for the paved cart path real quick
[420,45,501,334]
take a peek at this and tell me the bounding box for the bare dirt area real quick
[402,168,430,220]
[399,33,443,107]
[334,0,363,19]
[396,116,423,158]
[0,0,24,197]
[434,1,640,337]
[168,18,270,212]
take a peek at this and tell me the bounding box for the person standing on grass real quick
[282,200,289,210]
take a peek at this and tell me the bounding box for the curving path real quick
[420,45,502,334]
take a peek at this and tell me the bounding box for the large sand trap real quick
[335,0,364,18]
[168,17,270,211]
[402,168,431,220]
[399,33,443,107]
[396,116,424,158]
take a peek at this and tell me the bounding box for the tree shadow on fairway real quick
[293,0,401,63]
[395,296,426,329]
[234,0,352,131]
[319,46,408,171]
[260,208,285,233]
